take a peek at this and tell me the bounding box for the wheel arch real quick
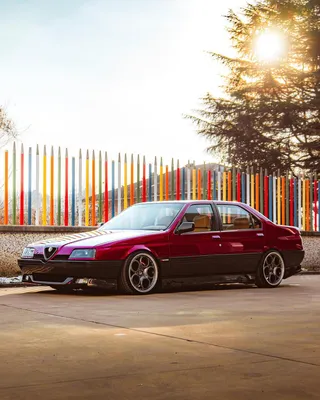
[123,245,160,261]
[118,248,161,294]
[255,248,286,288]
[260,247,286,265]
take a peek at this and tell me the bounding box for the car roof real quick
[134,200,269,221]
[135,200,247,206]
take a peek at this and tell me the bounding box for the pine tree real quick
[187,0,320,173]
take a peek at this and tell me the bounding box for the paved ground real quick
[0,276,319,400]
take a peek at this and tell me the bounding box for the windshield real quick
[99,203,184,231]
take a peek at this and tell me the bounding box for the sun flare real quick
[254,30,286,62]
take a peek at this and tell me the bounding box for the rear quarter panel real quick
[238,203,303,252]
[264,222,303,252]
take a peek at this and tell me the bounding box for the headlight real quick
[69,249,96,259]
[21,248,35,259]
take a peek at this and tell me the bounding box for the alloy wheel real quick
[128,253,159,293]
[262,252,285,286]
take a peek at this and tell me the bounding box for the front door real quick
[169,203,222,277]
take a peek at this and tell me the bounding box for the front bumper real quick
[18,258,122,286]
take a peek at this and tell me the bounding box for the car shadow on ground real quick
[19,281,298,297]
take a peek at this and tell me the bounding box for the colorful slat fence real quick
[0,143,319,231]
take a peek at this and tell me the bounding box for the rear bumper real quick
[282,250,305,279]
[18,259,122,285]
[284,265,302,279]
[282,250,305,267]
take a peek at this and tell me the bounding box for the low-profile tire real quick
[118,251,160,295]
[255,250,285,288]
[50,285,74,293]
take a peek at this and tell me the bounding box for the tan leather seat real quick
[233,217,250,229]
[193,215,211,232]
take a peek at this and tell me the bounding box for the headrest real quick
[194,215,211,230]
[233,217,250,229]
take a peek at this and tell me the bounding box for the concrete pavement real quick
[0,276,319,399]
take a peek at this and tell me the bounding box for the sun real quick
[254,30,287,63]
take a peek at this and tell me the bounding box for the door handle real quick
[212,235,221,239]
[256,233,264,237]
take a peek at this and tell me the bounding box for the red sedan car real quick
[18,201,304,295]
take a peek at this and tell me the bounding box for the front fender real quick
[124,245,159,259]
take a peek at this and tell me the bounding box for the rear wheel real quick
[255,251,285,288]
[118,252,160,295]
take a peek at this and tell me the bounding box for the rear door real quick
[214,203,265,274]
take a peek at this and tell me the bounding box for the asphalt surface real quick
[0,276,319,400]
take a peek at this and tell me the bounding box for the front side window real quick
[217,205,262,231]
[182,204,214,232]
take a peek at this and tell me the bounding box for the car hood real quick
[31,229,161,249]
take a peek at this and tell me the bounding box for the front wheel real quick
[118,252,160,295]
[255,250,285,288]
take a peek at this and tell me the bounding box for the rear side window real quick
[217,205,261,231]
[182,204,214,232]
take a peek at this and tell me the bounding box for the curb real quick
[300,271,320,275]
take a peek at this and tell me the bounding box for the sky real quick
[0,0,245,167]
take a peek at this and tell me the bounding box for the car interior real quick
[193,215,211,232]
[181,206,262,233]
[183,212,212,232]
[220,214,261,230]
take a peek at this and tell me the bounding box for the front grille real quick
[32,274,69,283]
[44,246,58,260]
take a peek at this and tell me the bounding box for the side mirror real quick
[176,221,195,234]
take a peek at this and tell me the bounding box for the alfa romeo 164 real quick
[18,201,304,294]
